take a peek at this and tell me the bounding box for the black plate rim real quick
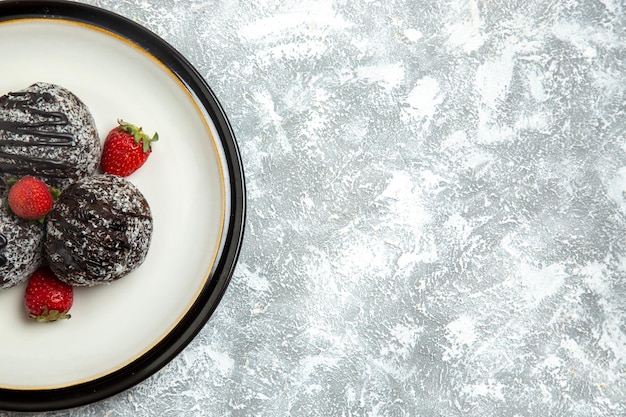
[0,0,246,412]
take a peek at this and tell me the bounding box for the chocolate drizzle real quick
[0,90,76,178]
[0,233,6,267]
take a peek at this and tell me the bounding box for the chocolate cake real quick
[45,174,153,286]
[0,178,45,289]
[0,82,101,190]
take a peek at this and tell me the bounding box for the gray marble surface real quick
[3,0,626,416]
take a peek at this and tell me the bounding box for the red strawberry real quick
[7,176,59,222]
[100,119,158,177]
[24,267,73,322]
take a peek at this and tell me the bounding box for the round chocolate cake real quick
[45,174,153,286]
[0,82,101,190]
[0,179,45,289]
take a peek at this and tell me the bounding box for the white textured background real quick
[3,0,626,416]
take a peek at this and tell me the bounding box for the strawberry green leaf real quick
[49,186,61,200]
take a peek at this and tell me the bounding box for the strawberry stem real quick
[50,186,61,200]
[117,119,158,153]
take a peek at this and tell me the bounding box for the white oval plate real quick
[0,1,245,411]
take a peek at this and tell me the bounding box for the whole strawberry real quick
[100,119,158,177]
[25,267,73,322]
[7,176,59,222]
